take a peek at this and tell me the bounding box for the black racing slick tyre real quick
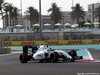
[68,50,77,59]
[70,59,75,62]
[19,53,28,63]
[50,52,58,63]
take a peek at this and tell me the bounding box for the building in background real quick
[60,11,76,24]
[2,11,89,29]
[41,11,88,29]
[88,2,100,23]
[41,15,53,29]
[3,14,26,28]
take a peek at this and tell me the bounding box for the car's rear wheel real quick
[19,53,28,63]
[50,52,58,63]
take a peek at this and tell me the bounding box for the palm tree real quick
[6,3,14,27]
[48,3,62,28]
[24,6,39,29]
[3,3,19,28]
[13,7,19,26]
[94,6,100,25]
[70,3,85,24]
[3,2,9,28]
[0,0,5,28]
[33,9,39,24]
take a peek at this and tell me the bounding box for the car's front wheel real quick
[68,50,77,59]
[70,59,75,62]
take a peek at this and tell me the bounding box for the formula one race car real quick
[19,45,83,63]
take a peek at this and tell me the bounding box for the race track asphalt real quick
[0,53,100,75]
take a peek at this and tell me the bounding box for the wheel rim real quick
[50,53,55,62]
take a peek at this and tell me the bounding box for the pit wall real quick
[4,39,100,46]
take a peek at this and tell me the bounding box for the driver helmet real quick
[44,43,48,47]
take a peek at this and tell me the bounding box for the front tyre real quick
[68,50,77,59]
[50,52,58,63]
[19,53,28,63]
[70,59,75,62]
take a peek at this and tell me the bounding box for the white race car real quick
[19,45,83,63]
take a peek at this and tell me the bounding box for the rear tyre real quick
[19,53,28,63]
[50,52,58,63]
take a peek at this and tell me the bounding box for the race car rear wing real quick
[22,45,38,54]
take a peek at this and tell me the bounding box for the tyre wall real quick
[0,48,11,54]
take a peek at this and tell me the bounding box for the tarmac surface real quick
[0,51,100,75]
[90,51,100,59]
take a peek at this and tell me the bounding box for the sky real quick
[0,0,100,27]
[4,0,100,15]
